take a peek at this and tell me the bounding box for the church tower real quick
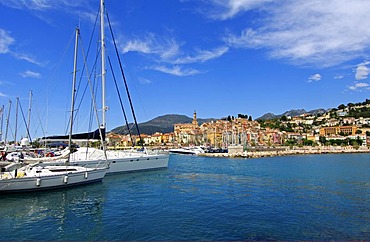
[192,110,198,126]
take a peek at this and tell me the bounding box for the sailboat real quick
[41,0,169,174]
[0,28,107,193]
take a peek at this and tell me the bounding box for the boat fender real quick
[84,172,88,179]
[46,152,54,157]
[16,172,25,178]
[36,178,41,186]
[64,175,68,184]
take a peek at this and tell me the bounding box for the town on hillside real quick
[107,100,370,153]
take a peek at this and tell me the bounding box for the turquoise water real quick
[0,153,369,240]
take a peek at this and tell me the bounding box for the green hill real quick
[110,114,214,135]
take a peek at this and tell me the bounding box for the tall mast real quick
[27,90,32,139]
[15,97,19,144]
[5,100,11,144]
[100,0,106,132]
[69,27,79,150]
[0,105,3,141]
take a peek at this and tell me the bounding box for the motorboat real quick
[169,147,205,155]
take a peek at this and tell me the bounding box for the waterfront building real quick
[174,111,202,146]
[319,126,357,136]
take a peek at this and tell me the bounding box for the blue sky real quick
[1,0,370,139]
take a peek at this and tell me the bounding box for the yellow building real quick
[319,126,357,136]
[174,111,202,145]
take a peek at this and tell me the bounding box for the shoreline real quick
[198,146,370,158]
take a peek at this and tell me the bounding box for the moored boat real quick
[169,147,205,155]
[0,163,107,193]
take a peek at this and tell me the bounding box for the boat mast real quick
[100,0,106,133]
[0,105,3,141]
[5,100,11,144]
[27,90,32,140]
[69,27,79,151]
[15,97,19,144]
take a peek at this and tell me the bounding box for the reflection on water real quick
[0,154,369,240]
[0,183,106,240]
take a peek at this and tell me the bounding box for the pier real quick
[199,146,370,158]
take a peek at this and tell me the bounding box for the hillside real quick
[110,114,214,135]
[257,108,326,120]
[110,99,370,135]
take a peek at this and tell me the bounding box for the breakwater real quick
[199,146,370,158]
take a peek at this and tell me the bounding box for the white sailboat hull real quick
[44,148,169,174]
[0,166,107,193]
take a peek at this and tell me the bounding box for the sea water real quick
[0,153,369,240]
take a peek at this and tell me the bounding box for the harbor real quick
[200,145,370,158]
[0,153,368,240]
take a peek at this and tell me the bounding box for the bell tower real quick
[192,110,198,126]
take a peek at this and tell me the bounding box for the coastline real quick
[198,146,370,158]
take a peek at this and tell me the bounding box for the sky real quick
[1,0,370,140]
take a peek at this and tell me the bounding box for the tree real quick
[356,129,362,134]
[280,115,287,121]
[248,116,252,121]
[319,136,326,144]
[338,104,346,110]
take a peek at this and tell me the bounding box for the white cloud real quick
[120,34,228,76]
[120,34,181,61]
[174,46,229,64]
[0,0,89,11]
[0,92,7,97]
[308,73,321,82]
[348,82,370,91]
[20,70,41,78]
[138,78,151,84]
[334,75,344,79]
[0,29,42,65]
[13,53,43,66]
[355,60,370,80]
[0,29,14,54]
[206,0,273,20]
[222,0,370,67]
[152,65,200,76]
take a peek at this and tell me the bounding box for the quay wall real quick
[199,146,370,158]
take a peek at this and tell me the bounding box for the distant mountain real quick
[257,108,326,120]
[110,109,329,135]
[110,114,215,135]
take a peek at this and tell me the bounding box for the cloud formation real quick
[120,33,227,76]
[152,65,200,76]
[207,0,273,20]
[174,46,229,64]
[355,61,370,80]
[348,82,370,91]
[308,73,321,82]
[0,29,14,54]
[220,0,370,67]
[20,70,41,78]
[0,0,89,11]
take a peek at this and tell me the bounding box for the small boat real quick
[169,147,205,155]
[0,163,107,193]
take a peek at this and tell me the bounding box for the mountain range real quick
[110,114,215,135]
[256,108,326,120]
[110,109,326,135]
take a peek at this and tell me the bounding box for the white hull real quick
[169,147,204,155]
[43,147,169,174]
[0,166,107,193]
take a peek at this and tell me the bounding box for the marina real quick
[0,153,368,240]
